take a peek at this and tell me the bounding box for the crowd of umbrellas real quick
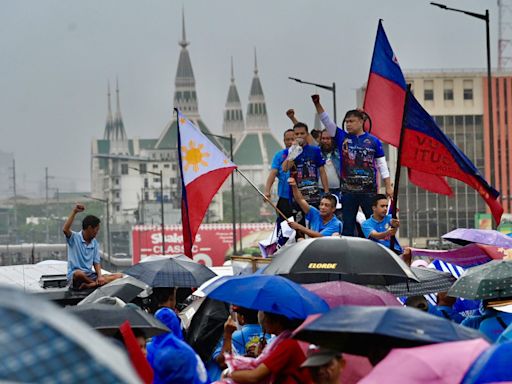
[0,228,512,383]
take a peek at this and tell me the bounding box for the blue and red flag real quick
[401,92,503,224]
[363,20,453,195]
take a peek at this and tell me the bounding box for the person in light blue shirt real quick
[63,204,122,290]
[361,194,402,254]
[287,177,342,237]
[264,129,295,219]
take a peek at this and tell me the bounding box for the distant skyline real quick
[0,0,504,196]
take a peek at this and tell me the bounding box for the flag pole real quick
[390,84,411,252]
[235,169,289,221]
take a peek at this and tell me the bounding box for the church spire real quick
[179,7,189,48]
[223,57,244,139]
[103,82,114,140]
[246,48,269,131]
[110,78,129,154]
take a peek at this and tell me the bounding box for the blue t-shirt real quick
[361,214,402,253]
[428,304,464,324]
[306,206,343,236]
[66,231,100,281]
[334,129,385,193]
[285,144,325,206]
[479,312,512,342]
[271,149,291,199]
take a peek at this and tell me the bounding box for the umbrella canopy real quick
[448,260,512,300]
[183,297,230,362]
[303,281,401,308]
[202,274,329,319]
[461,340,512,384]
[0,285,140,384]
[66,303,170,337]
[359,339,489,384]
[443,228,512,248]
[78,275,151,305]
[263,237,418,285]
[294,306,485,357]
[381,267,456,297]
[124,257,216,288]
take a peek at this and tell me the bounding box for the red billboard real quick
[131,223,274,266]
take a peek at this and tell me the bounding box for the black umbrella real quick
[184,297,230,362]
[379,267,457,296]
[78,275,151,305]
[294,306,485,359]
[66,303,170,337]
[124,257,217,288]
[263,237,418,285]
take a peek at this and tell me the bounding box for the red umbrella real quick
[303,281,401,308]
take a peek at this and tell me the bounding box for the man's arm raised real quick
[63,203,85,238]
[312,94,337,137]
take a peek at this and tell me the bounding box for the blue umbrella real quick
[202,274,329,319]
[294,305,486,357]
[461,340,512,383]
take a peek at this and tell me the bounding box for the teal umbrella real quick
[448,260,512,300]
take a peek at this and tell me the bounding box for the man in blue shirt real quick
[264,129,295,219]
[361,194,402,254]
[288,177,342,237]
[63,204,122,289]
[282,122,329,208]
[312,94,393,237]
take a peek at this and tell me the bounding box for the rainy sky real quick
[0,0,501,196]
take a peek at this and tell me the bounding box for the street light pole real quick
[431,2,496,228]
[288,77,337,124]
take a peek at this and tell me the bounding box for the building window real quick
[144,178,148,188]
[164,164,170,168]
[115,192,120,198]
[121,163,128,175]
[152,164,158,169]
[172,164,177,171]
[443,80,454,101]
[424,80,434,101]
[144,192,149,201]
[463,80,473,100]
[153,178,160,183]
[115,178,119,185]
[116,205,120,212]
[139,163,147,174]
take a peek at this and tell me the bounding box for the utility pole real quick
[10,159,17,244]
[45,167,49,243]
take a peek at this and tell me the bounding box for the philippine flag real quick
[176,110,237,257]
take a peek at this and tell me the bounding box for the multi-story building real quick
[358,69,504,246]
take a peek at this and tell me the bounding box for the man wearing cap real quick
[301,346,345,384]
[288,177,342,238]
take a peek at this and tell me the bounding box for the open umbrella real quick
[359,339,490,384]
[202,274,329,319]
[461,340,512,384]
[0,285,140,384]
[443,228,512,248]
[66,303,170,337]
[263,237,418,285]
[448,260,512,300]
[78,275,151,305]
[381,267,456,296]
[294,306,485,357]
[303,281,401,308]
[124,257,216,288]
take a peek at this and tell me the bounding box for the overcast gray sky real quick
[0,0,501,196]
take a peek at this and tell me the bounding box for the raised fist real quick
[286,109,295,118]
[311,94,320,104]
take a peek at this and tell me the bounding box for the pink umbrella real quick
[359,338,490,384]
[303,281,401,308]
